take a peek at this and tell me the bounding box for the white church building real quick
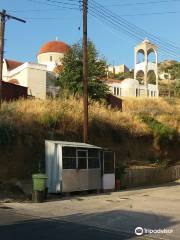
[2,40,69,99]
[107,39,159,98]
[3,38,159,100]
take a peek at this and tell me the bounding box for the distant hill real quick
[158,60,180,80]
[158,60,178,70]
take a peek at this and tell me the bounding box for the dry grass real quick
[0,97,179,138]
[123,98,180,133]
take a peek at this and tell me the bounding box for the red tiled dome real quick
[38,41,69,55]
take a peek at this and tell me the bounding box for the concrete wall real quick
[5,63,47,99]
[9,67,28,87]
[121,165,180,188]
[27,67,46,99]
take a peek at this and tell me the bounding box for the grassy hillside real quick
[1,97,179,137]
[0,97,179,180]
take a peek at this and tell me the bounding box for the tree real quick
[56,40,109,101]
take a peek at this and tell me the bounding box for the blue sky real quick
[1,0,180,68]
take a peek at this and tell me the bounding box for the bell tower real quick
[134,39,158,91]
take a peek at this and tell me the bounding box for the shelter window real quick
[88,149,100,169]
[50,56,53,61]
[63,158,76,169]
[114,87,116,95]
[104,151,115,173]
[77,150,87,169]
[62,147,76,169]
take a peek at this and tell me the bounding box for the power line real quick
[104,0,180,7]
[27,0,79,10]
[89,11,172,60]
[43,0,79,6]
[10,8,180,17]
[88,10,179,59]
[121,11,178,17]
[88,12,179,59]
[22,0,179,59]
[31,0,179,58]
[10,9,67,12]
[88,0,180,58]
[28,0,180,58]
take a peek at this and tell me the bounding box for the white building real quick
[2,40,69,99]
[107,78,158,98]
[107,39,159,98]
[108,64,129,75]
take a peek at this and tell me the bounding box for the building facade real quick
[107,78,158,98]
[108,64,129,76]
[2,40,69,99]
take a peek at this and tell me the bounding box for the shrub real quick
[139,114,178,146]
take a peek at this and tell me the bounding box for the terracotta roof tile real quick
[5,59,24,71]
[39,41,69,55]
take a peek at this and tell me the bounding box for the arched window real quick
[147,48,156,63]
[147,70,156,84]
[136,70,145,84]
[136,49,145,64]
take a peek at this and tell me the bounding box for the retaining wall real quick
[121,165,180,188]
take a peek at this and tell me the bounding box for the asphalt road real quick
[0,208,138,240]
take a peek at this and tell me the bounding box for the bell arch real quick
[136,70,145,84]
[136,49,145,64]
[134,39,158,91]
[147,70,156,84]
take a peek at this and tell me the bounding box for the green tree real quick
[56,40,109,101]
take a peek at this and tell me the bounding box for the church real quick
[106,39,159,98]
[2,40,69,99]
[3,39,159,100]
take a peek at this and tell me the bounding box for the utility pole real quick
[82,0,88,143]
[168,70,171,99]
[0,10,26,108]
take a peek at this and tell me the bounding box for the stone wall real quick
[121,165,180,188]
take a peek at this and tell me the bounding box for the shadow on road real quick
[0,208,179,240]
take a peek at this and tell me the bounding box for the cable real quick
[10,8,179,17]
[90,0,180,52]
[43,0,79,6]
[24,0,179,58]
[10,9,68,12]
[88,0,180,57]
[121,11,178,17]
[104,0,180,7]
[27,0,79,10]
[88,7,179,58]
